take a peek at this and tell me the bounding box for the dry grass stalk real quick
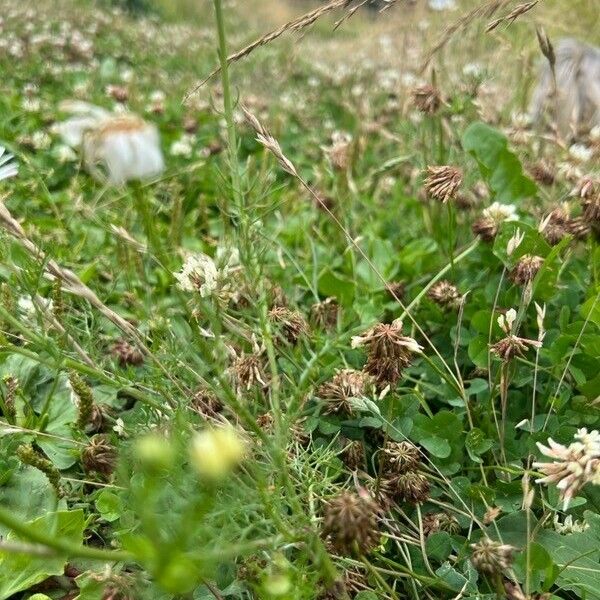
[0,201,141,343]
[185,0,353,100]
[485,1,539,32]
[421,0,512,71]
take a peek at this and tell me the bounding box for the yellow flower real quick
[189,427,246,479]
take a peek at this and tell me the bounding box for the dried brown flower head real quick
[340,439,365,470]
[268,306,309,343]
[428,280,461,309]
[583,191,600,226]
[191,387,223,418]
[351,319,423,386]
[470,538,515,574]
[424,165,463,203]
[529,160,555,186]
[231,352,268,393]
[391,471,430,504]
[81,435,117,477]
[112,339,144,367]
[381,440,421,473]
[324,132,352,172]
[256,411,275,434]
[322,489,382,555]
[317,369,374,415]
[566,216,591,240]
[411,84,442,115]
[491,335,541,361]
[310,297,339,330]
[540,207,570,245]
[510,254,544,285]
[387,281,406,302]
[422,511,461,536]
[472,215,498,242]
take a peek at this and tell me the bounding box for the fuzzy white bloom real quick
[507,228,525,256]
[54,101,164,186]
[170,135,194,158]
[462,62,483,78]
[31,131,52,150]
[189,427,246,479]
[175,253,219,296]
[590,126,600,143]
[568,143,594,163]
[0,146,18,182]
[483,202,518,224]
[534,429,600,509]
[54,144,78,163]
[553,514,589,534]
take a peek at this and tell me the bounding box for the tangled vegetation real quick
[0,0,599,598]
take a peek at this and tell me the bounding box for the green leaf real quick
[0,510,84,600]
[96,490,123,522]
[462,122,537,203]
[420,436,451,458]
[426,531,453,562]
[465,428,493,463]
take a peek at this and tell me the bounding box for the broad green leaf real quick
[462,122,537,203]
[0,510,84,600]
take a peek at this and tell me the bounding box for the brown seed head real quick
[472,215,499,241]
[391,470,430,504]
[268,306,309,343]
[310,297,339,330]
[510,254,544,285]
[191,387,223,418]
[424,165,463,203]
[81,435,117,477]
[381,441,421,473]
[317,369,374,415]
[428,280,461,309]
[112,339,144,367]
[411,84,442,115]
[322,490,382,555]
[529,161,555,186]
[470,538,515,574]
[491,334,541,361]
[231,353,268,393]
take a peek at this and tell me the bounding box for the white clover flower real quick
[534,429,600,509]
[568,143,593,163]
[31,131,52,150]
[482,202,518,224]
[175,253,219,296]
[553,514,589,535]
[54,144,78,163]
[170,135,194,158]
[0,146,18,182]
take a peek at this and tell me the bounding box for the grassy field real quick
[0,0,599,598]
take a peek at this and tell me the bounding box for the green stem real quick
[212,0,243,214]
[0,505,130,562]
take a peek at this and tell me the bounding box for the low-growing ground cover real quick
[0,0,599,598]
